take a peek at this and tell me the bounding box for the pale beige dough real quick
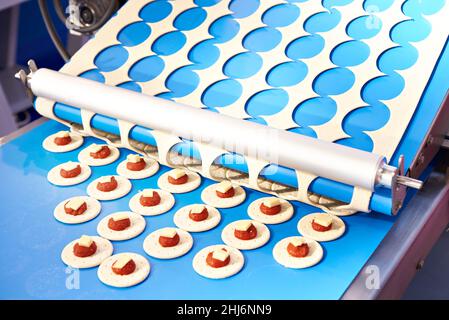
[97,211,146,241]
[42,131,84,153]
[297,213,346,242]
[47,162,91,186]
[272,236,323,269]
[247,197,294,224]
[173,204,221,232]
[157,169,201,193]
[116,158,159,179]
[143,227,193,259]
[97,253,150,288]
[78,144,120,166]
[61,236,113,269]
[201,183,246,208]
[53,196,101,224]
[128,189,175,216]
[192,244,244,279]
[86,175,132,201]
[221,220,270,250]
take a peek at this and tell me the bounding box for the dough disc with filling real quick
[221,220,270,250]
[61,236,113,269]
[47,162,91,186]
[98,253,150,288]
[201,183,246,208]
[173,204,221,232]
[157,170,201,193]
[272,236,323,269]
[54,196,101,224]
[192,245,244,279]
[143,228,193,259]
[87,175,132,201]
[297,213,346,242]
[247,197,294,224]
[116,158,159,179]
[43,131,84,153]
[78,144,120,166]
[97,212,146,241]
[128,189,175,216]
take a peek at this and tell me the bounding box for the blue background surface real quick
[0,120,395,299]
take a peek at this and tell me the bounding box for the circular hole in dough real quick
[201,183,246,208]
[78,144,120,166]
[157,169,201,193]
[192,244,244,279]
[128,189,175,216]
[47,162,92,186]
[173,204,221,232]
[61,236,113,269]
[87,175,132,201]
[143,227,193,259]
[247,197,294,224]
[97,211,146,241]
[42,131,84,153]
[221,219,270,250]
[297,213,346,242]
[116,158,159,179]
[54,196,101,224]
[272,236,323,269]
[98,252,150,288]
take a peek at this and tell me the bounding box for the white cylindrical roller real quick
[30,68,386,190]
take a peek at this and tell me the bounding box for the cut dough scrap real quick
[128,189,175,216]
[54,196,101,224]
[116,158,159,179]
[42,131,84,153]
[98,253,150,288]
[247,197,294,224]
[192,244,244,279]
[61,236,113,269]
[201,183,246,208]
[273,236,323,269]
[173,204,221,232]
[297,213,346,242]
[157,169,201,193]
[97,211,146,241]
[47,162,91,186]
[78,144,120,166]
[323,205,358,217]
[221,220,270,250]
[87,175,132,201]
[143,227,193,259]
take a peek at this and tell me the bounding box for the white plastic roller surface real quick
[30,68,385,190]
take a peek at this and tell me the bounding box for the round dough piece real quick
[173,204,221,232]
[128,189,175,216]
[201,183,246,208]
[98,253,150,288]
[247,197,294,225]
[116,158,159,179]
[47,162,91,186]
[78,144,120,166]
[221,220,270,250]
[61,236,113,269]
[192,245,244,279]
[272,236,323,269]
[43,131,84,153]
[297,213,346,242]
[54,196,101,224]
[87,175,132,201]
[97,212,146,241]
[157,169,201,193]
[143,227,193,259]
